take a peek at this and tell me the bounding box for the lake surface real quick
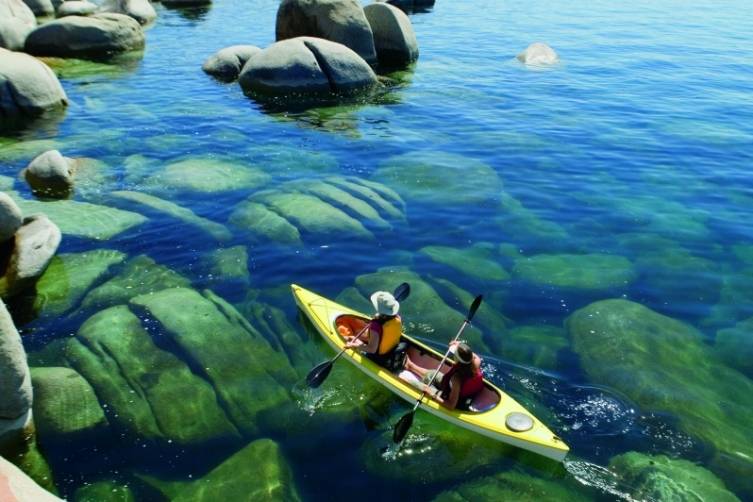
[2,0,753,500]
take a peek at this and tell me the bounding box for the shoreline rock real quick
[364,2,418,68]
[0,49,68,118]
[0,0,37,51]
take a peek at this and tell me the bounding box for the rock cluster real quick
[0,48,67,118]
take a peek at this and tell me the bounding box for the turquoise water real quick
[2,0,753,499]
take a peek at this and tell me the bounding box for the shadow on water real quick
[0,108,67,137]
[161,4,212,21]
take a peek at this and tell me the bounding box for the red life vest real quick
[440,364,484,400]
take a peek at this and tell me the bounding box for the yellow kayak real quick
[291,284,570,462]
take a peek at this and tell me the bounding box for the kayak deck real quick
[291,283,569,462]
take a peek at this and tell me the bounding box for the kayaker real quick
[403,341,484,410]
[343,291,404,368]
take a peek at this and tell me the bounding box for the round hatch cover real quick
[506,412,534,432]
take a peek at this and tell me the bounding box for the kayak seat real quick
[367,341,408,373]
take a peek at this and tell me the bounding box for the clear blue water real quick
[2,0,753,499]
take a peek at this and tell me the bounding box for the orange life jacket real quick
[369,315,402,355]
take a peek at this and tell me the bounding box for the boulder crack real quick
[303,40,337,94]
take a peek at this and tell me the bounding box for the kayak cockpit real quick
[335,314,501,414]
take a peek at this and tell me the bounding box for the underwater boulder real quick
[228,200,303,246]
[74,480,135,502]
[326,176,406,220]
[513,253,635,291]
[374,151,502,207]
[517,42,559,65]
[433,470,589,501]
[0,192,22,243]
[364,2,418,68]
[0,0,36,51]
[33,249,126,316]
[420,243,510,282]
[30,366,108,441]
[715,317,753,378]
[130,288,298,436]
[81,255,190,309]
[490,325,569,370]
[276,0,376,65]
[111,191,232,241]
[202,45,261,81]
[25,13,145,60]
[0,214,61,298]
[143,156,270,194]
[22,149,75,198]
[238,37,378,99]
[567,299,753,494]
[608,452,740,502]
[704,266,753,328]
[0,48,67,117]
[0,300,31,421]
[68,305,240,445]
[496,191,569,246]
[203,245,249,285]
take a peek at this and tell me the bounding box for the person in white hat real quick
[344,291,403,359]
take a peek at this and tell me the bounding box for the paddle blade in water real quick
[467,294,483,322]
[393,411,414,443]
[306,360,333,388]
[394,282,410,302]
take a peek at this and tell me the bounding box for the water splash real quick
[564,459,638,501]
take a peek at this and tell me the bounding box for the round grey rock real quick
[202,45,261,82]
[0,300,32,420]
[517,42,559,65]
[0,0,37,51]
[376,0,434,13]
[364,3,417,68]
[56,0,97,17]
[238,36,378,99]
[23,149,75,197]
[0,48,68,117]
[276,0,377,66]
[25,13,145,59]
[21,0,53,16]
[2,214,61,296]
[0,192,22,243]
[99,0,156,25]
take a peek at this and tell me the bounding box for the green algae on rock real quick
[34,250,126,316]
[513,253,635,290]
[428,275,512,336]
[0,139,62,163]
[326,177,406,220]
[491,325,569,370]
[203,245,249,284]
[374,151,502,206]
[69,305,240,445]
[420,243,510,281]
[242,144,339,178]
[129,288,297,436]
[74,480,135,502]
[6,436,57,495]
[432,470,590,502]
[30,366,108,440]
[608,452,741,502]
[144,157,271,194]
[143,439,301,501]
[111,190,232,241]
[8,193,146,240]
[704,266,753,328]
[567,299,753,493]
[715,317,753,378]
[496,192,569,245]
[228,200,303,245]
[81,255,191,309]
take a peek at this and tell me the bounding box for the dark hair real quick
[455,344,474,378]
[373,313,396,324]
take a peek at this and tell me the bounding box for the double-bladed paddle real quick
[393,294,483,443]
[305,282,411,389]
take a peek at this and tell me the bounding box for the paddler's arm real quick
[441,375,462,409]
[362,327,380,353]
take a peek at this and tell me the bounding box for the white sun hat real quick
[370,291,400,316]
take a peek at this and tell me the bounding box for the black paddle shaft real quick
[393,294,483,443]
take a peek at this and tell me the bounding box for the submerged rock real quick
[517,42,559,66]
[513,253,635,290]
[567,299,753,494]
[25,13,145,60]
[130,288,298,436]
[238,37,378,99]
[433,470,588,501]
[0,48,68,117]
[364,3,418,68]
[22,149,75,197]
[99,0,156,25]
[492,325,569,370]
[81,255,190,309]
[57,0,97,17]
[715,317,753,378]
[112,191,232,241]
[276,0,376,65]
[228,200,303,246]
[0,300,31,421]
[9,192,147,240]
[204,245,249,284]
[30,366,108,440]
[34,249,126,316]
[497,192,569,245]
[144,157,270,194]
[608,452,740,502]
[68,305,239,445]
[74,480,136,502]
[374,151,502,207]
[420,243,510,281]
[202,45,261,81]
[0,0,36,51]
[0,192,22,243]
[0,214,61,297]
